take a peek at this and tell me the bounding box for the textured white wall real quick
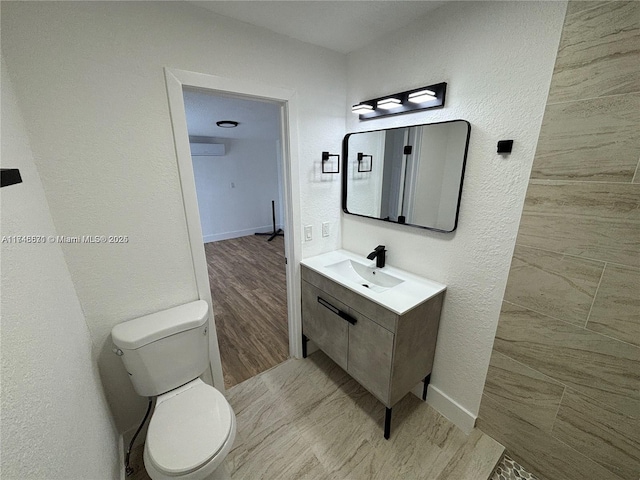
[192,139,282,242]
[1,1,346,432]
[0,58,119,479]
[344,1,566,423]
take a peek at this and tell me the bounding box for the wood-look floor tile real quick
[586,263,640,347]
[504,245,604,326]
[552,388,640,480]
[548,1,640,104]
[532,94,640,182]
[434,428,505,480]
[127,352,505,480]
[205,235,289,388]
[477,394,622,480]
[516,181,640,267]
[483,350,565,433]
[494,302,640,418]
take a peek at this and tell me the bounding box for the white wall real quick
[0,58,119,479]
[344,1,566,428]
[192,139,282,242]
[1,1,346,432]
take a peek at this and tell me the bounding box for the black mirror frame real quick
[341,119,471,233]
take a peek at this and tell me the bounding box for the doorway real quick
[183,89,288,387]
[164,68,303,394]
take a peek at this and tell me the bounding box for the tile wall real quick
[477,2,640,480]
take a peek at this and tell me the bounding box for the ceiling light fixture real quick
[216,120,239,128]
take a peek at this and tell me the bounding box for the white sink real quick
[300,249,447,315]
[325,259,404,293]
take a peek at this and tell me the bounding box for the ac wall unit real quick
[190,143,225,156]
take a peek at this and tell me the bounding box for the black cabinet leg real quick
[302,334,308,358]
[422,374,431,401]
[384,407,392,440]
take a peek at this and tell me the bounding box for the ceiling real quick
[183,88,282,141]
[191,1,445,54]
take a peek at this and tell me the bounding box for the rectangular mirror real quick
[342,120,470,233]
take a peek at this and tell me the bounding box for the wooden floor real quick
[205,234,289,389]
[128,351,504,480]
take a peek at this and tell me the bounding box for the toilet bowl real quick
[143,379,236,480]
[111,300,236,480]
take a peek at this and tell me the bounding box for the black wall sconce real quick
[497,140,514,154]
[1,169,23,188]
[352,82,447,120]
[357,153,373,173]
[321,151,340,174]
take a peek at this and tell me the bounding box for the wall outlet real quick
[322,222,330,237]
[304,225,312,241]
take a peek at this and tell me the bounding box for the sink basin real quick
[325,259,404,293]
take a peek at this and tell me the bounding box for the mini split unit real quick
[189,142,225,156]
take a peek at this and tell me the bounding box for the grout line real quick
[632,157,640,184]
[515,243,640,271]
[491,350,566,388]
[500,299,640,349]
[502,299,585,328]
[528,178,639,186]
[546,91,640,108]
[550,386,566,435]
[549,425,626,480]
[564,1,608,19]
[584,263,606,329]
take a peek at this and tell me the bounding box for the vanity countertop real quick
[300,249,446,315]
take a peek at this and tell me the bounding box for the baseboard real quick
[203,224,284,243]
[412,383,477,434]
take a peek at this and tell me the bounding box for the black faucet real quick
[367,245,386,268]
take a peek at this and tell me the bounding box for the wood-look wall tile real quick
[504,245,604,326]
[483,350,565,433]
[553,389,640,480]
[517,181,640,268]
[477,394,622,480]
[565,1,608,17]
[548,1,640,104]
[494,302,640,418]
[587,263,640,347]
[532,94,640,182]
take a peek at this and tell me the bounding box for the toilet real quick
[111,300,236,480]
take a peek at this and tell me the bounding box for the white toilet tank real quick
[111,300,210,397]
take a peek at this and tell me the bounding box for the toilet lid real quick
[146,382,233,475]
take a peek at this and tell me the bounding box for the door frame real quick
[164,68,303,393]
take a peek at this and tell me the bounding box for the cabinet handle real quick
[317,296,357,325]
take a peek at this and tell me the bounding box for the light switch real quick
[304,225,312,241]
[322,222,330,237]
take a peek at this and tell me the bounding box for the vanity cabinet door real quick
[347,311,394,405]
[301,281,348,370]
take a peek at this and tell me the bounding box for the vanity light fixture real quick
[408,89,436,104]
[376,98,402,110]
[357,153,373,173]
[353,82,447,120]
[351,103,374,114]
[216,120,239,128]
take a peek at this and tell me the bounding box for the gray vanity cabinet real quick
[301,264,444,437]
[300,281,349,370]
